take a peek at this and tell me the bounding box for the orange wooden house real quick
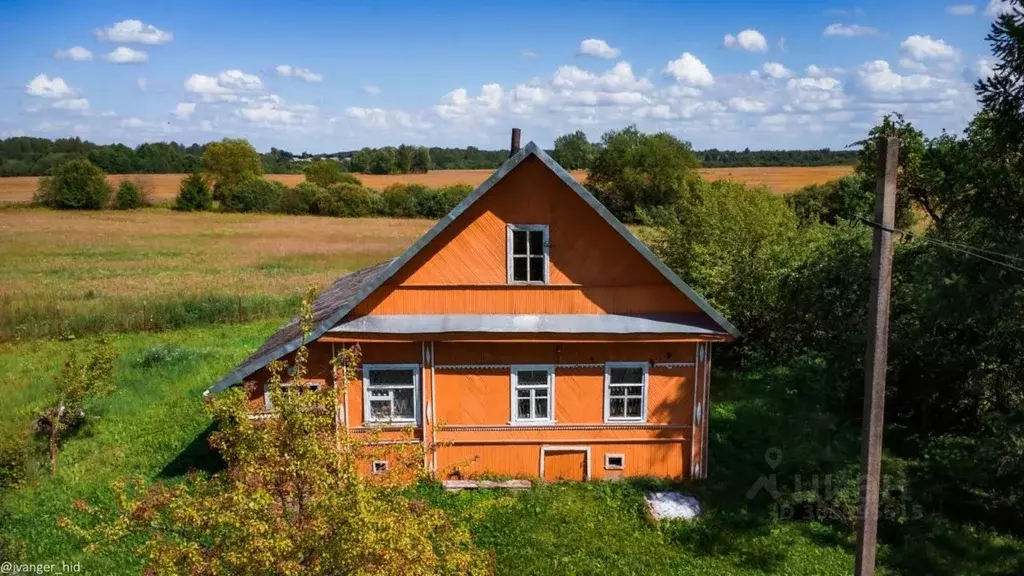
[207,136,739,482]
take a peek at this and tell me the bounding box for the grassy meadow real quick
[0,166,853,204]
[0,205,432,340]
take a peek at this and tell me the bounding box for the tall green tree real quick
[411,146,431,173]
[200,138,262,198]
[302,159,346,187]
[551,130,595,170]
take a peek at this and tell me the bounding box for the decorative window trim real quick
[263,379,325,409]
[506,224,550,284]
[603,362,649,423]
[604,453,625,470]
[509,364,556,425]
[372,460,389,475]
[362,363,420,425]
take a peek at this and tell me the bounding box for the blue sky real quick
[0,0,1011,152]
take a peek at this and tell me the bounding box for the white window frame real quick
[604,453,625,470]
[363,364,420,425]
[264,379,324,410]
[510,364,556,424]
[506,224,549,285]
[372,460,389,475]
[603,362,648,423]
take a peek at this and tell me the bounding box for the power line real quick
[857,217,1024,274]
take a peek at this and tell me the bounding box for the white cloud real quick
[105,46,148,64]
[346,107,432,131]
[946,4,977,15]
[54,46,93,61]
[856,60,938,98]
[899,58,930,73]
[173,102,197,119]
[274,64,323,83]
[824,23,881,37]
[728,97,769,113]
[121,117,147,128]
[362,85,382,95]
[519,49,538,58]
[185,70,263,101]
[136,77,148,91]
[777,36,787,51]
[95,19,172,45]
[53,98,90,111]
[786,76,846,111]
[974,57,995,78]
[901,35,959,60]
[25,74,74,99]
[985,0,1013,16]
[663,53,714,87]
[762,62,793,79]
[724,29,768,52]
[235,103,296,124]
[578,38,620,59]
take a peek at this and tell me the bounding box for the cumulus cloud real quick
[274,64,323,83]
[723,29,768,52]
[185,70,263,101]
[728,97,769,113]
[519,49,538,58]
[54,46,93,61]
[946,4,977,15]
[974,57,995,78]
[95,19,172,44]
[663,53,714,87]
[901,35,959,60]
[362,85,382,95]
[25,74,74,99]
[346,107,432,131]
[105,46,148,64]
[824,23,881,37]
[53,98,90,112]
[578,38,621,59]
[762,62,793,79]
[856,60,938,98]
[173,102,197,119]
[985,0,1013,16]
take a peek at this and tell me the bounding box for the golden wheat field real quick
[0,166,853,204]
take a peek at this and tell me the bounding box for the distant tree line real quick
[0,134,858,179]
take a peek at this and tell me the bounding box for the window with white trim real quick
[604,363,647,422]
[264,379,324,410]
[605,454,625,470]
[511,365,554,423]
[363,364,419,424]
[507,224,548,284]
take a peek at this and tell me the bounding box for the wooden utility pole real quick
[854,135,899,576]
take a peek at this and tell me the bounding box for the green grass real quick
[1,324,1022,575]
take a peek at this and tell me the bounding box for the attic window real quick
[507,224,548,284]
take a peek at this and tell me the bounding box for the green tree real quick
[349,147,374,173]
[34,158,112,210]
[853,113,924,229]
[200,138,262,200]
[551,130,595,170]
[113,180,145,210]
[303,159,347,187]
[370,147,399,175]
[976,0,1024,156]
[174,173,213,212]
[38,341,117,475]
[397,144,414,174]
[588,126,701,221]
[220,175,285,213]
[61,291,487,576]
[411,146,431,173]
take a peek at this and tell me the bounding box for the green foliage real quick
[975,0,1024,156]
[588,126,702,221]
[311,183,379,217]
[412,146,431,173]
[380,183,419,217]
[785,174,874,227]
[37,341,117,475]
[173,173,213,212]
[113,180,144,210]
[34,158,111,210]
[220,175,285,213]
[302,159,347,187]
[853,113,923,229]
[551,130,595,170]
[279,181,323,215]
[60,294,488,576]
[201,138,263,200]
[0,434,29,491]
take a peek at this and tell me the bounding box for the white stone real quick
[645,491,701,521]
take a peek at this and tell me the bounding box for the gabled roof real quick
[207,142,739,394]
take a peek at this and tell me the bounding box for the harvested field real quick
[0,166,853,204]
[0,207,431,339]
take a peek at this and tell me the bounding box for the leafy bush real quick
[335,172,362,186]
[113,180,145,210]
[312,184,379,217]
[201,138,262,201]
[0,434,28,491]
[302,160,360,188]
[380,183,420,217]
[279,182,323,215]
[221,176,285,213]
[174,173,212,212]
[34,158,111,210]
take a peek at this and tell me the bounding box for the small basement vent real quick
[605,454,625,470]
[372,460,389,475]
